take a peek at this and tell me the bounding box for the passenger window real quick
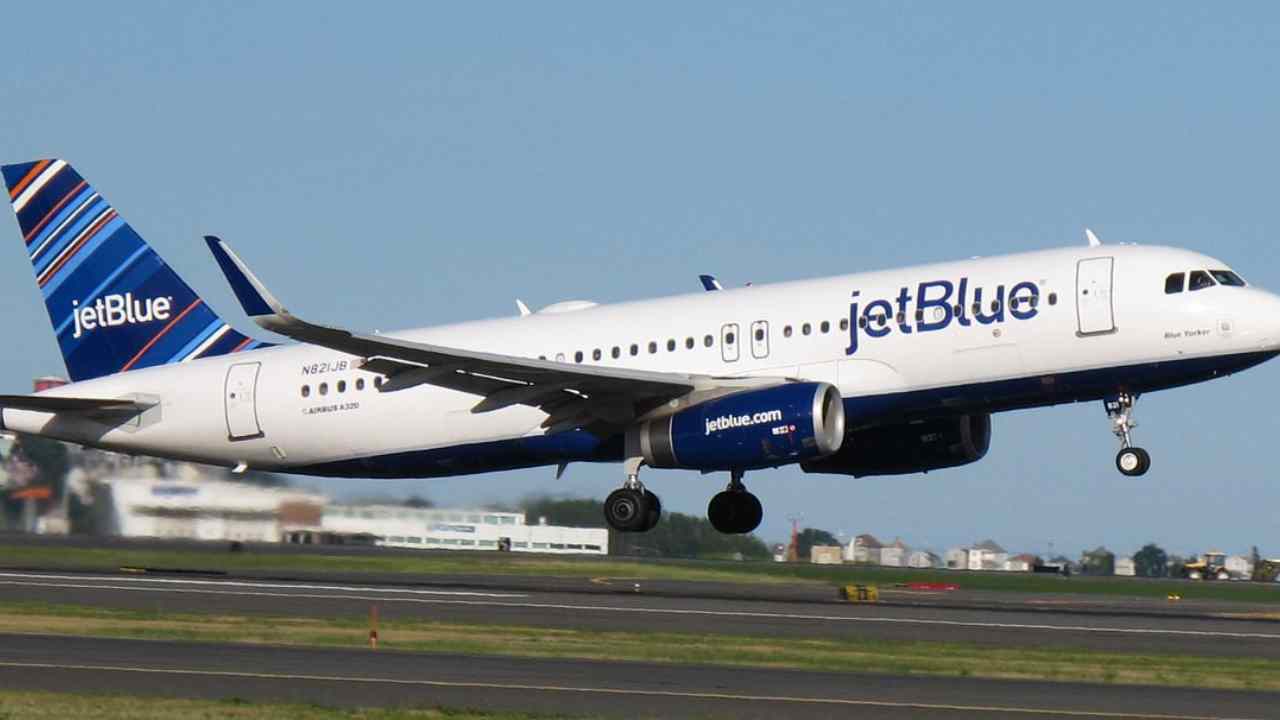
[704,335,714,347]
[725,332,736,344]
[820,321,830,334]
[802,323,811,335]
[1164,272,1185,294]
[783,325,793,338]
[685,337,695,349]
[858,317,867,329]
[630,344,639,356]
[1189,270,1215,291]
[754,328,765,341]
[301,385,310,398]
[319,382,329,396]
[337,380,346,393]
[839,318,849,331]
[611,346,620,359]
[1210,269,1246,287]
[667,339,676,352]
[592,349,602,361]
[648,341,658,354]
[1048,292,1058,306]
[574,351,584,363]
[356,378,365,391]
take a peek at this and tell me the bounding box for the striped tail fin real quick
[2,159,267,382]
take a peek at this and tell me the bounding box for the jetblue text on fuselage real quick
[71,293,172,339]
[846,278,1040,355]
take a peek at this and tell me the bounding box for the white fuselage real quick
[6,244,1280,478]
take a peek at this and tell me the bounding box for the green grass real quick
[1,600,1278,692]
[0,690,565,720]
[3,541,1279,602]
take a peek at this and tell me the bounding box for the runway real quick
[0,570,1277,659]
[0,633,1274,720]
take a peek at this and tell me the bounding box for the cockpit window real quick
[1209,269,1246,287]
[1188,270,1215,291]
[1164,272,1185,294]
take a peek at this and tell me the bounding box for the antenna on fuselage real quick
[516,299,532,317]
[1085,228,1102,247]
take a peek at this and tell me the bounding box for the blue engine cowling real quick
[632,382,845,471]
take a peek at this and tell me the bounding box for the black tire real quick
[604,488,649,532]
[642,490,662,532]
[1115,448,1148,476]
[1133,447,1151,475]
[736,492,763,534]
[707,491,736,534]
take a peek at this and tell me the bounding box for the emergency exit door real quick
[1076,257,1116,335]
[225,362,263,440]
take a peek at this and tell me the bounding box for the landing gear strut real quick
[1107,393,1151,477]
[603,458,662,532]
[707,470,763,534]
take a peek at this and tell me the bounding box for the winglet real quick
[516,299,531,317]
[1085,228,1102,247]
[699,274,723,291]
[204,236,289,322]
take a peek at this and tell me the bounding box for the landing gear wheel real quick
[641,490,662,532]
[1115,447,1150,477]
[604,487,649,532]
[707,490,763,534]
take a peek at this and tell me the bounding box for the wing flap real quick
[0,395,150,413]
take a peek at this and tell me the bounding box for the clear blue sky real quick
[2,3,1278,558]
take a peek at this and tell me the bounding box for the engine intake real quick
[802,413,991,477]
[632,382,845,472]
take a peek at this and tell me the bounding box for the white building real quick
[97,475,326,543]
[322,504,609,555]
[907,550,941,569]
[848,534,884,564]
[945,547,969,569]
[1225,555,1253,579]
[1114,556,1136,576]
[810,545,843,564]
[1005,553,1040,573]
[879,539,909,567]
[968,540,1008,571]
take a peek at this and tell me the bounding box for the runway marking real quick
[2,573,1279,641]
[0,660,1259,719]
[0,572,525,599]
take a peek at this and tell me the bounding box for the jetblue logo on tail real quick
[71,293,172,339]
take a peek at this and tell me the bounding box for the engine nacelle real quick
[801,413,991,477]
[631,382,845,472]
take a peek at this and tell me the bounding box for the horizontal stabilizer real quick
[0,394,150,413]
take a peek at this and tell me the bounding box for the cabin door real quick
[1076,257,1116,335]
[225,362,264,440]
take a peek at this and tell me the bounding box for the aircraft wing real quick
[0,395,150,413]
[205,237,778,432]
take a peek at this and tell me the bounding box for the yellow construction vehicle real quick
[1182,551,1231,581]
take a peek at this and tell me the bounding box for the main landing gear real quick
[1107,393,1151,477]
[603,458,662,532]
[707,470,763,535]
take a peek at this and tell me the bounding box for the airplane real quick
[3,158,1279,536]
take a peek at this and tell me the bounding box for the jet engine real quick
[801,413,991,477]
[630,382,845,472]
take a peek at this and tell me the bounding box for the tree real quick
[12,434,70,498]
[403,495,434,508]
[1132,543,1169,578]
[795,528,840,560]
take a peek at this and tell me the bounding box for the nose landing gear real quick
[1107,393,1151,476]
[707,470,763,534]
[603,457,662,532]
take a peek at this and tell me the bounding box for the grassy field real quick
[2,600,1278,692]
[3,540,1279,602]
[0,690,559,720]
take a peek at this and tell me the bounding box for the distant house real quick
[1114,556,1136,576]
[969,540,1008,571]
[848,534,884,564]
[1225,555,1253,579]
[1004,553,1040,573]
[907,550,941,569]
[944,547,969,569]
[811,545,844,565]
[880,539,909,567]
